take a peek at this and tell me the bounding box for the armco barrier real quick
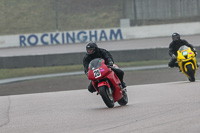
[0,47,199,68]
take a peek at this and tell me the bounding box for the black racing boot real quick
[122,82,126,88]
[175,63,178,67]
[88,87,96,93]
[88,82,96,93]
[121,82,127,93]
[174,63,181,72]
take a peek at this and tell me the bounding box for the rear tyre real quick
[118,90,128,106]
[186,64,195,82]
[99,86,114,108]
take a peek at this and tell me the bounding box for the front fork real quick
[98,81,112,93]
[92,80,111,95]
[97,81,111,89]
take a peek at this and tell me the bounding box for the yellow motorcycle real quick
[177,45,197,82]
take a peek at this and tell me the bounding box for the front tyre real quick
[186,64,195,82]
[99,86,114,108]
[118,90,128,106]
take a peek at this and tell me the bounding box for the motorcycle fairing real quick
[105,71,123,101]
[88,59,110,80]
[88,58,123,102]
[177,46,197,78]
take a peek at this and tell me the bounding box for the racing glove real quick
[86,71,88,77]
[108,61,113,66]
[193,48,197,56]
[172,54,177,59]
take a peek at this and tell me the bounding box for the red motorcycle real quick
[88,58,128,108]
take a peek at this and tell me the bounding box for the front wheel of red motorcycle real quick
[99,86,114,108]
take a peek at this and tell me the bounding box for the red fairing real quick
[105,70,123,102]
[98,81,111,88]
[88,60,110,80]
[88,59,123,102]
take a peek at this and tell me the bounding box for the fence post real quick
[55,0,59,32]
[133,0,138,25]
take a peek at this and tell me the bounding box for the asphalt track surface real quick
[0,81,200,133]
[0,35,200,133]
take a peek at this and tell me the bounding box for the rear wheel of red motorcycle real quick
[186,64,195,82]
[99,86,114,108]
[118,91,128,106]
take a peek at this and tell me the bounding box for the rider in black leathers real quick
[83,42,126,93]
[168,32,197,68]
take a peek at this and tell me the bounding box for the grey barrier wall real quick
[0,53,85,68]
[123,0,200,25]
[1,47,199,69]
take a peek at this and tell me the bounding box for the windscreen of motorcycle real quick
[179,45,189,56]
[89,58,103,70]
[179,45,188,52]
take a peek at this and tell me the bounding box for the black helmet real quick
[172,32,180,41]
[86,42,98,55]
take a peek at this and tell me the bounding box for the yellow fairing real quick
[177,46,197,78]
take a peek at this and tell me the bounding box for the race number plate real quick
[93,69,101,78]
